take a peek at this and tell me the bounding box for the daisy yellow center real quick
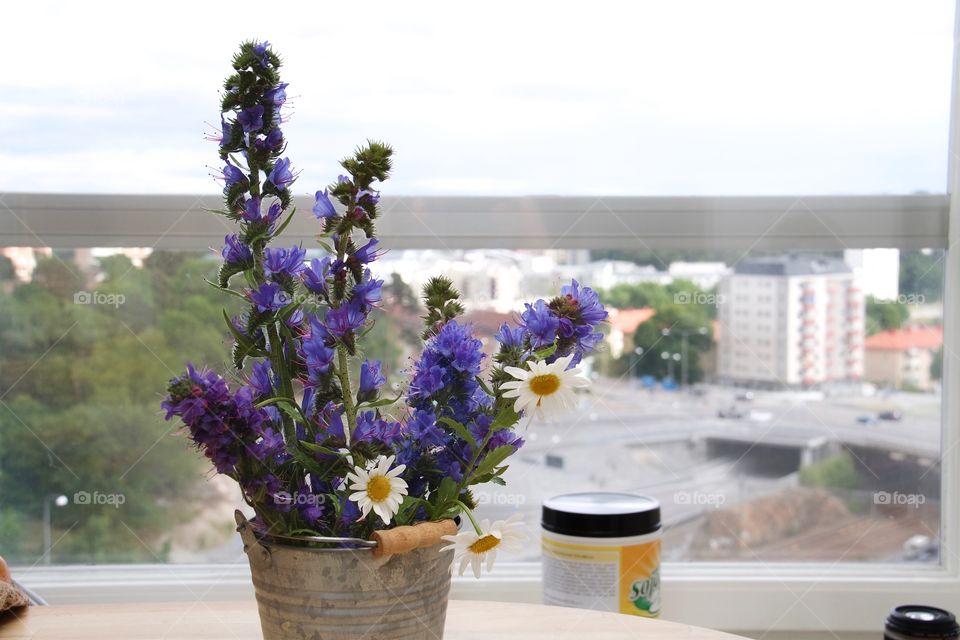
[468,534,501,554]
[528,373,561,397]
[366,475,392,502]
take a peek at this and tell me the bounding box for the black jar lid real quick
[542,492,661,538]
[885,605,960,639]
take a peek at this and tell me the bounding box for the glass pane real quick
[2,1,954,196]
[0,245,943,565]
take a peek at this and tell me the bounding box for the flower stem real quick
[336,345,357,446]
[455,500,483,535]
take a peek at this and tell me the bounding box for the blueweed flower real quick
[301,257,331,296]
[265,82,288,107]
[252,426,284,461]
[249,282,291,313]
[268,157,296,190]
[241,197,262,223]
[223,162,247,191]
[520,299,559,349]
[547,279,608,364]
[221,234,252,265]
[249,360,274,397]
[162,366,269,475]
[252,41,272,67]
[238,105,265,134]
[357,189,380,206]
[351,271,383,309]
[325,301,366,338]
[561,279,607,325]
[350,238,380,266]
[312,189,337,219]
[353,412,403,445]
[300,316,335,383]
[263,246,306,282]
[316,401,345,440]
[254,128,283,153]
[408,409,446,448]
[358,360,385,403]
[495,323,526,350]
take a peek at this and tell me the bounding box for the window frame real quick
[2,16,959,637]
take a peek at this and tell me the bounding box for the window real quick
[3,1,959,635]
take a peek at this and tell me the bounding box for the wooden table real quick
[0,600,748,639]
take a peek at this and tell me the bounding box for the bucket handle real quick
[235,510,273,570]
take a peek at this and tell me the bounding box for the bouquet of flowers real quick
[161,41,608,577]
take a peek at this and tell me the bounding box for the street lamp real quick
[42,494,68,565]
[662,327,709,388]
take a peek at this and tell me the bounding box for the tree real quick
[899,250,943,303]
[602,280,715,383]
[931,347,943,382]
[865,295,909,335]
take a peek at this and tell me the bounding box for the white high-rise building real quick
[717,256,864,388]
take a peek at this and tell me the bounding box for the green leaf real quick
[299,441,348,457]
[469,445,516,485]
[269,206,297,240]
[208,279,249,300]
[357,393,402,410]
[532,340,558,361]
[438,416,478,448]
[489,404,519,432]
[223,309,252,348]
[475,376,494,396]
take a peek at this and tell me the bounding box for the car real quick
[856,415,878,425]
[717,406,745,419]
[878,410,903,421]
[735,391,755,402]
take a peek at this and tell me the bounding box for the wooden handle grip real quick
[371,519,457,558]
[0,555,9,583]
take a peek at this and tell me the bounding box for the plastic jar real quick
[541,492,661,617]
[884,605,960,639]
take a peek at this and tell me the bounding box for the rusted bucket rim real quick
[247,517,378,552]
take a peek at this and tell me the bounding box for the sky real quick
[1,1,955,196]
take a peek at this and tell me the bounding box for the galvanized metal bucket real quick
[236,512,454,640]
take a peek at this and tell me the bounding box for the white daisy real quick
[501,354,590,419]
[346,454,408,524]
[440,513,527,578]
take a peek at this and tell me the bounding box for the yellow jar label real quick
[542,537,661,617]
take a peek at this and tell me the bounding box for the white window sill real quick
[12,561,959,636]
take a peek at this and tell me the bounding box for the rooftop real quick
[864,325,943,351]
[734,254,851,277]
